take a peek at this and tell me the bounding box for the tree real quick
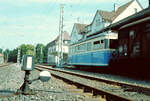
[20,44,34,62]
[3,49,9,62]
[0,48,3,53]
[35,44,44,63]
[8,48,18,62]
[43,45,48,63]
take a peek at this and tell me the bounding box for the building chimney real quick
[114,3,118,12]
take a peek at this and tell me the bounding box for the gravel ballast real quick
[37,66,150,101]
[0,64,103,101]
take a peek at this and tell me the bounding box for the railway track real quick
[0,63,13,67]
[35,65,150,101]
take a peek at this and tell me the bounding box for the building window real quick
[63,41,67,44]
[119,46,123,54]
[129,30,135,39]
[132,42,140,56]
[96,19,100,26]
[124,44,128,56]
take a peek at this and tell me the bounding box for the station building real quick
[47,31,70,65]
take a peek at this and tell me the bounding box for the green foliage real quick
[2,43,48,64]
[35,44,44,63]
[35,43,48,64]
[20,44,34,61]
[8,48,18,62]
[0,48,3,53]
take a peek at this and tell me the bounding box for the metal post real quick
[40,46,43,64]
[17,48,21,65]
[17,71,35,95]
[6,53,8,62]
[34,46,36,59]
[57,4,64,68]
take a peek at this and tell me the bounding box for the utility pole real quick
[17,48,21,66]
[34,46,36,62]
[40,46,43,64]
[57,4,64,68]
[6,53,8,63]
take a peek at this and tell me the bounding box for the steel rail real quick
[35,65,135,101]
[35,64,150,96]
[0,63,13,67]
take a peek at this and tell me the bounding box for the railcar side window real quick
[93,41,100,50]
[78,44,86,52]
[87,42,92,51]
[73,47,75,54]
[75,46,78,53]
[100,40,105,49]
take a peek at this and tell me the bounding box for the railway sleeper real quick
[122,86,150,96]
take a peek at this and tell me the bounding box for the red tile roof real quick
[55,31,70,41]
[75,23,87,34]
[0,54,3,57]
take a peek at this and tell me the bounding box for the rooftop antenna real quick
[77,17,80,23]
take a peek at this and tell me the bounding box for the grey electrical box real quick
[21,55,35,71]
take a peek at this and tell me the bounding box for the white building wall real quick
[91,13,104,33]
[47,54,56,64]
[63,45,69,53]
[48,40,70,65]
[70,26,82,44]
[85,13,105,38]
[104,21,111,27]
[113,0,142,23]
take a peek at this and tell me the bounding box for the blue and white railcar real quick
[67,33,118,67]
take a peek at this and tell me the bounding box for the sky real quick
[0,0,149,50]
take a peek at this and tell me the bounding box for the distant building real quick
[0,54,4,64]
[47,31,70,65]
